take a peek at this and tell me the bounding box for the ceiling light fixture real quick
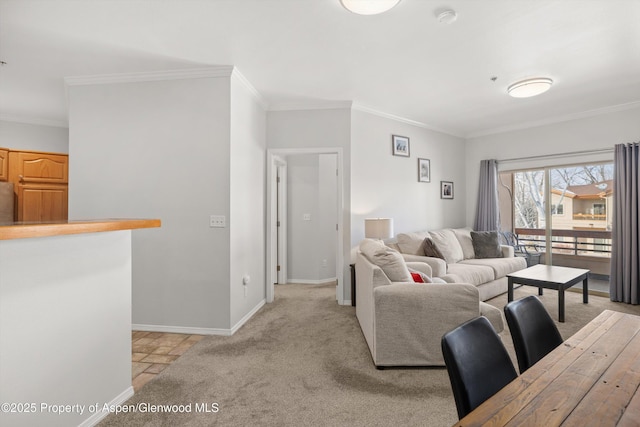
[436,9,458,24]
[507,77,553,98]
[340,0,401,15]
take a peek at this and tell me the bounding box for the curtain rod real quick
[498,148,614,164]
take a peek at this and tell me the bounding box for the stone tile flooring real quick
[131,331,204,391]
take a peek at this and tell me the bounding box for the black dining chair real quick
[504,295,563,374]
[441,316,518,419]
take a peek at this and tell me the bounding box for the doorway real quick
[266,148,344,304]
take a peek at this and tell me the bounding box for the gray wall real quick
[0,120,69,153]
[68,71,266,333]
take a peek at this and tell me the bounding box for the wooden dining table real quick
[453,309,640,426]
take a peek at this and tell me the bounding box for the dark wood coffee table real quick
[507,265,589,322]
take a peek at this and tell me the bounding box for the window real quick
[552,204,564,215]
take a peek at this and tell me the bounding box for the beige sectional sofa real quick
[355,238,505,367]
[389,228,527,301]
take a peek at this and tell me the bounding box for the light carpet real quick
[99,283,640,427]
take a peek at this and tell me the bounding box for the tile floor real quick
[131,331,204,391]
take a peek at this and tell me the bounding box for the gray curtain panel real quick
[474,159,499,232]
[611,142,640,304]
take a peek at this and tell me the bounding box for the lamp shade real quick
[364,218,394,239]
[340,0,401,15]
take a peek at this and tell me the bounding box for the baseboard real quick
[287,278,337,285]
[132,299,266,337]
[78,386,134,427]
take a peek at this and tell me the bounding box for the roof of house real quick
[565,180,613,198]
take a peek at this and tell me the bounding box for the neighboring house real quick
[548,180,614,231]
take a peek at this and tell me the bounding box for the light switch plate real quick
[303,213,311,221]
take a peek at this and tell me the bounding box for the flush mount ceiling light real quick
[436,9,458,24]
[507,77,553,98]
[340,0,401,15]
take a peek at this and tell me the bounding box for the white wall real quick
[229,72,267,326]
[318,153,338,278]
[350,108,467,246]
[0,231,133,427]
[285,153,337,283]
[0,120,69,153]
[465,106,640,226]
[68,75,233,331]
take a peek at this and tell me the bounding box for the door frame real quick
[266,147,345,304]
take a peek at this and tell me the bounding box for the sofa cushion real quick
[459,257,527,279]
[471,231,502,258]
[397,231,431,255]
[422,238,445,259]
[429,229,464,264]
[360,239,413,282]
[446,263,495,286]
[453,227,475,259]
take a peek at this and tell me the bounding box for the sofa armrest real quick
[501,245,514,258]
[401,254,447,277]
[405,262,433,278]
[373,283,480,366]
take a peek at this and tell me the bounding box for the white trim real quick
[132,299,266,337]
[287,278,338,285]
[230,68,268,110]
[341,299,352,306]
[64,66,235,86]
[467,100,640,139]
[352,103,463,137]
[78,386,134,427]
[0,113,68,128]
[268,100,353,112]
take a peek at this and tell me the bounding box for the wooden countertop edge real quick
[0,219,161,240]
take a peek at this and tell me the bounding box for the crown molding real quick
[230,68,268,110]
[0,113,68,128]
[268,100,353,112]
[466,100,640,139]
[352,103,463,137]
[64,66,235,86]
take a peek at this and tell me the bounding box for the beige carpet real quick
[99,283,640,427]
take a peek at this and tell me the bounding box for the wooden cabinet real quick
[0,149,8,181]
[2,148,69,222]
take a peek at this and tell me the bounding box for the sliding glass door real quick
[500,163,613,291]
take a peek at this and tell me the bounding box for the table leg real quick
[539,287,543,296]
[508,277,514,302]
[583,275,589,304]
[559,286,565,323]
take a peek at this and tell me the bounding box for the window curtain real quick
[474,159,499,231]
[611,142,640,304]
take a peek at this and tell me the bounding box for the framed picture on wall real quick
[418,158,431,182]
[392,135,410,157]
[441,181,454,199]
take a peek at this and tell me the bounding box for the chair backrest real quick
[441,316,518,419]
[504,295,563,374]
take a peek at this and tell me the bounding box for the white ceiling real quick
[1,0,639,137]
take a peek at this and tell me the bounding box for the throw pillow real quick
[422,238,445,259]
[471,231,502,259]
[359,239,413,282]
[453,227,475,259]
[397,231,431,255]
[429,229,464,264]
[408,267,432,283]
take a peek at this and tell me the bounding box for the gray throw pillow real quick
[471,231,502,258]
[422,238,445,259]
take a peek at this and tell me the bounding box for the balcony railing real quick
[514,228,611,257]
[572,213,607,220]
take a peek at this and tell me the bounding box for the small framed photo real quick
[418,158,431,182]
[441,181,454,199]
[392,135,410,157]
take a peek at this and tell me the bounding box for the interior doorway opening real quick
[266,148,344,304]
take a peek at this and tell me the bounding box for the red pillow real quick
[411,272,425,283]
